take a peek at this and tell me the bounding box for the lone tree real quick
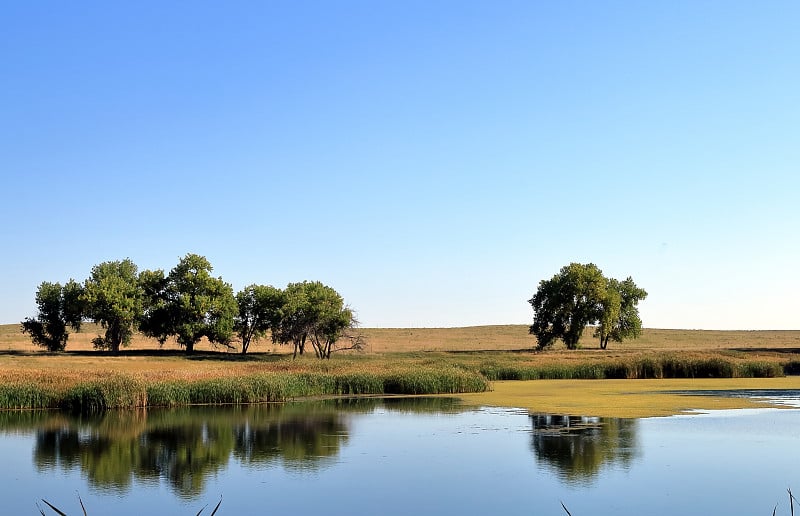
[528,263,647,350]
[82,258,143,354]
[273,281,357,359]
[234,284,285,354]
[139,254,237,354]
[21,280,84,351]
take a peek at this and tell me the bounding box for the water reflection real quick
[1,399,645,499]
[529,414,639,484]
[24,404,349,498]
[3,397,463,499]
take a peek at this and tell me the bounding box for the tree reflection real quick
[8,398,468,498]
[232,407,348,471]
[34,411,148,490]
[28,404,350,498]
[529,413,639,484]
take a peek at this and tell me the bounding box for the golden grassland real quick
[363,325,800,352]
[1,323,800,417]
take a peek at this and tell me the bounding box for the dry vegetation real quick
[4,322,800,354]
[1,323,800,416]
[360,325,800,353]
[2,323,800,381]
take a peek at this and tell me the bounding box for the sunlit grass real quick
[0,364,490,411]
[1,323,799,413]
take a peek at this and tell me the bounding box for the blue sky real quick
[2,1,798,329]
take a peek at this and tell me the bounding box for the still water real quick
[1,395,799,515]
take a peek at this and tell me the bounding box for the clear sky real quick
[2,1,798,330]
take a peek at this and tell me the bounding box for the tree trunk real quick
[186,341,195,354]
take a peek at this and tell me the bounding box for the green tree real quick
[529,263,646,350]
[595,277,648,350]
[234,284,285,354]
[21,280,84,351]
[139,254,237,354]
[273,281,311,358]
[274,281,357,359]
[528,263,607,349]
[304,281,356,359]
[82,258,143,354]
[138,268,170,341]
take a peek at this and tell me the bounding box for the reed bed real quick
[0,367,490,412]
[477,355,785,381]
[0,350,794,412]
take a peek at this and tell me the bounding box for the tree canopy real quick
[22,254,359,356]
[273,281,357,359]
[234,284,284,355]
[139,254,237,354]
[21,280,83,351]
[529,263,647,350]
[82,259,143,353]
[595,277,648,350]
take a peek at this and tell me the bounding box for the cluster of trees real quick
[21,254,358,358]
[528,263,647,350]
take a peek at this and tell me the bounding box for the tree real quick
[138,268,170,341]
[594,277,648,350]
[235,284,284,354]
[273,281,357,359]
[21,280,84,351]
[139,254,237,354]
[529,263,646,350]
[304,282,356,359]
[82,259,143,354]
[529,263,607,349]
[273,282,313,358]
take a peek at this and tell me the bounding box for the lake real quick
[1,394,799,515]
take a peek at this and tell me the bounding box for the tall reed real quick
[479,356,785,381]
[1,369,489,412]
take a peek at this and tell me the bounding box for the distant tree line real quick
[21,254,359,358]
[529,263,647,350]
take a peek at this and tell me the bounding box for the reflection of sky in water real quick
[672,389,800,410]
[0,398,798,515]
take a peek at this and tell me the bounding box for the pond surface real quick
[1,395,799,515]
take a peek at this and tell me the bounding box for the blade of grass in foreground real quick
[37,495,221,515]
[38,500,67,516]
[195,496,222,516]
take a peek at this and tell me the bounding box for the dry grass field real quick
[360,325,800,353]
[2,324,800,377]
[4,323,800,355]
